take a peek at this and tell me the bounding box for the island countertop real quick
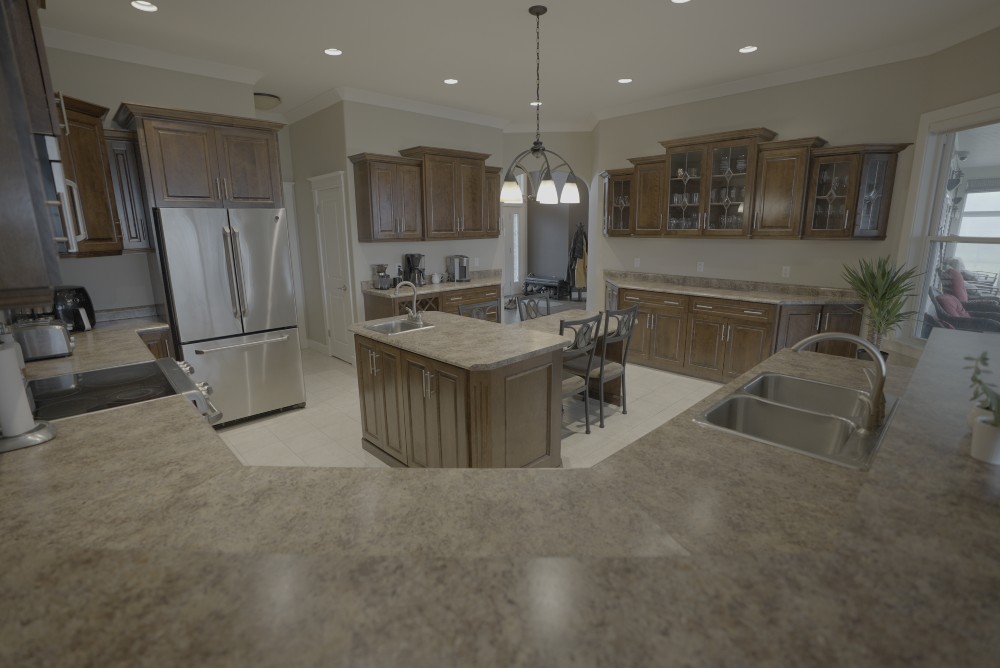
[362,276,501,299]
[1,328,998,666]
[350,310,569,370]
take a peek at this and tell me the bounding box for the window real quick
[916,122,1000,339]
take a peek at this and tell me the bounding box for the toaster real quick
[11,319,75,362]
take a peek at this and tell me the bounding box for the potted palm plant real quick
[841,256,920,354]
[966,351,1000,464]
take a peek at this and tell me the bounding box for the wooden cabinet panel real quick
[458,159,485,236]
[817,305,863,357]
[603,168,632,237]
[402,354,432,468]
[424,155,459,238]
[633,161,666,236]
[139,329,174,359]
[724,321,772,379]
[370,161,398,238]
[484,166,501,237]
[107,134,151,251]
[377,344,406,464]
[775,304,823,351]
[143,118,222,207]
[397,163,424,239]
[216,126,282,208]
[398,147,491,240]
[433,361,468,468]
[751,139,826,238]
[60,99,121,255]
[685,315,727,381]
[650,310,688,372]
[440,285,501,322]
[356,338,384,448]
[852,153,897,239]
[7,0,60,135]
[631,308,652,360]
[351,155,424,241]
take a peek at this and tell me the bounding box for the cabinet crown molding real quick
[62,94,109,119]
[398,146,491,161]
[659,127,777,150]
[348,152,422,166]
[758,137,828,150]
[811,143,911,156]
[114,103,285,132]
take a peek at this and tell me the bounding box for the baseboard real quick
[306,339,328,354]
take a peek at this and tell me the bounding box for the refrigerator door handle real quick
[221,228,240,318]
[231,228,249,317]
[193,335,290,355]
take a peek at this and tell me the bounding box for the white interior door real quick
[312,174,355,363]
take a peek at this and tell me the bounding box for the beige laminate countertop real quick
[22,317,167,380]
[1,328,998,666]
[350,310,569,370]
[607,276,862,305]
[363,277,501,299]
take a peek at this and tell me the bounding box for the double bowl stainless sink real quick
[365,319,435,335]
[694,372,898,469]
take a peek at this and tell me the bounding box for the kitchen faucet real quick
[395,281,421,324]
[791,332,887,431]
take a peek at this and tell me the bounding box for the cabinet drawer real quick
[441,286,500,304]
[619,289,688,310]
[690,297,774,321]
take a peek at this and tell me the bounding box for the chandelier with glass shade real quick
[500,5,580,206]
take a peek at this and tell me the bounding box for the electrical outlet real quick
[696,261,704,273]
[473,257,480,268]
[781,265,791,278]
[633,257,640,269]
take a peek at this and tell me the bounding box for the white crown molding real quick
[334,87,510,129]
[42,27,263,85]
[283,89,344,124]
[594,10,1000,122]
[503,121,596,133]
[254,110,288,124]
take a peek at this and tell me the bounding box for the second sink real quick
[741,373,871,426]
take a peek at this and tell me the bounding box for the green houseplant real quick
[966,351,1000,464]
[841,256,920,350]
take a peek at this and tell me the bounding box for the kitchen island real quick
[1,328,999,666]
[350,311,569,468]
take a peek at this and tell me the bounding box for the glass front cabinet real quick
[803,144,907,240]
[602,168,633,237]
[660,128,777,237]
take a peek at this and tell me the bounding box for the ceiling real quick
[38,0,1000,129]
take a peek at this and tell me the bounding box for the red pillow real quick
[937,293,970,318]
[947,267,969,303]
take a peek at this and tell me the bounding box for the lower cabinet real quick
[401,352,468,468]
[774,303,863,356]
[684,299,776,382]
[139,328,174,359]
[440,285,501,322]
[620,289,688,373]
[355,337,407,464]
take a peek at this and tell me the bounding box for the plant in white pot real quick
[966,351,1000,464]
[841,256,920,356]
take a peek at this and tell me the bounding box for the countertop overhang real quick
[2,324,999,665]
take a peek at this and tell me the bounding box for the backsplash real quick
[604,270,858,299]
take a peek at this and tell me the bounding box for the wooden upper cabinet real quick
[7,0,60,136]
[631,157,667,236]
[662,147,706,236]
[350,153,423,242]
[215,126,282,207]
[484,166,501,238]
[803,144,907,240]
[115,104,284,210]
[751,137,827,239]
[602,168,632,237]
[59,97,122,256]
[105,130,151,251]
[399,146,491,240]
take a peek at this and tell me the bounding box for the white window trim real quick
[891,92,1000,356]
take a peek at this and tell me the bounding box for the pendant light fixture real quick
[500,5,580,205]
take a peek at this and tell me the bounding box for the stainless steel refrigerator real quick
[157,208,305,425]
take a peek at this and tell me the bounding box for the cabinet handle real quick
[723,324,730,342]
[624,296,640,302]
[662,299,679,306]
[823,313,830,330]
[449,296,463,302]
[815,313,822,331]
[56,92,69,135]
[742,309,765,316]
[694,304,713,310]
[647,313,652,329]
[216,178,222,200]
[371,352,379,376]
[429,371,436,396]
[224,178,231,200]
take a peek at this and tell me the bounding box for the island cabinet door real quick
[355,337,385,449]
[401,352,469,468]
[375,343,407,464]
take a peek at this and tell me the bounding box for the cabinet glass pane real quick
[857,157,889,233]
[810,161,853,231]
[707,144,751,230]
[609,178,631,231]
[667,151,703,230]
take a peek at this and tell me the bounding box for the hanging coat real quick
[568,223,588,289]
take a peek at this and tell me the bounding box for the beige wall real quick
[922,27,1000,113]
[46,49,259,312]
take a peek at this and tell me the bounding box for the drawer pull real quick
[743,309,765,316]
[694,304,713,310]
[449,296,463,301]
[662,300,679,306]
[624,296,640,301]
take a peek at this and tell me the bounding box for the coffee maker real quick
[403,253,425,286]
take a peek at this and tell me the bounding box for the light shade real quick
[536,178,558,205]
[560,180,580,204]
[500,179,524,204]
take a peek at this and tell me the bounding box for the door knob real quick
[338,285,347,292]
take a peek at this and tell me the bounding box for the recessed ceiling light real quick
[739,45,758,54]
[530,101,542,107]
[444,79,458,85]
[618,78,633,84]
[670,0,691,4]
[131,1,158,11]
[324,48,343,56]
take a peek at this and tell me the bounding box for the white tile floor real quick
[217,348,719,469]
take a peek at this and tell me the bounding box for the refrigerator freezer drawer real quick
[182,328,305,424]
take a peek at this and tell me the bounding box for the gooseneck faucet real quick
[395,281,421,324]
[791,332,887,431]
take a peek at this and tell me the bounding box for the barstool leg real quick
[582,389,590,434]
[599,378,605,428]
[621,372,628,415]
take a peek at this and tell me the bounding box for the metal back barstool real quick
[559,311,603,434]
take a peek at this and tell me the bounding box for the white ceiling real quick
[39,0,1000,129]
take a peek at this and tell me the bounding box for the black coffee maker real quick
[403,253,425,286]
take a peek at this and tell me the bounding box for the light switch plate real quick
[696,261,704,273]
[781,266,791,278]
[633,257,640,269]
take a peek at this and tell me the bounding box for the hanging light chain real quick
[535,9,541,143]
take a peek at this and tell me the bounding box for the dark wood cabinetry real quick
[751,137,827,238]
[350,154,423,241]
[105,130,151,251]
[401,351,468,468]
[484,166,501,237]
[115,104,284,210]
[685,297,776,382]
[774,302,863,356]
[440,285,501,322]
[59,96,122,256]
[399,147,490,240]
[631,157,667,236]
[7,0,60,136]
[620,289,688,372]
[355,337,407,463]
[139,328,174,359]
[803,144,906,240]
[0,0,61,307]
[602,168,632,237]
